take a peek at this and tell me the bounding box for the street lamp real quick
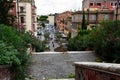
[16,0,20,32]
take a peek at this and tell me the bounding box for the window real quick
[72,16,75,21]
[75,15,78,20]
[115,3,117,6]
[97,3,101,6]
[104,15,109,20]
[90,3,94,6]
[114,2,120,6]
[21,17,24,23]
[91,15,96,20]
[111,2,113,6]
[20,7,25,13]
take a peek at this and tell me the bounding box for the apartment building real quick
[55,11,73,34]
[31,0,37,32]
[71,10,114,37]
[82,0,118,11]
[16,0,37,34]
[47,15,55,26]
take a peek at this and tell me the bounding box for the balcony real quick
[32,12,36,15]
[19,11,26,16]
[88,20,97,24]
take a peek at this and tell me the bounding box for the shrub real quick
[55,32,62,41]
[32,37,45,52]
[68,35,85,51]
[68,30,91,51]
[89,21,120,63]
[0,24,26,52]
[44,32,50,40]
[0,24,29,80]
[22,32,45,52]
[0,41,20,65]
[67,73,75,78]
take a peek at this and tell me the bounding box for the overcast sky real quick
[35,0,82,15]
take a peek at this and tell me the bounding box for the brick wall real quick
[75,62,120,80]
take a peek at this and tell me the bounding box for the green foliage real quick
[32,37,45,52]
[88,21,120,63]
[95,58,103,62]
[68,30,91,51]
[55,32,62,40]
[0,41,20,65]
[44,32,50,40]
[67,73,75,78]
[37,15,48,21]
[78,29,91,36]
[68,20,120,63]
[0,24,29,80]
[0,0,15,26]
[41,23,45,27]
[67,32,71,40]
[22,32,45,52]
[0,24,26,52]
[81,10,87,30]
[68,35,84,50]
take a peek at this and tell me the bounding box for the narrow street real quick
[47,25,59,52]
[37,25,59,52]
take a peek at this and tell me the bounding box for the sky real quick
[35,0,82,15]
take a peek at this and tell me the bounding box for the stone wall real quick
[75,62,120,80]
[0,65,11,80]
[29,51,96,79]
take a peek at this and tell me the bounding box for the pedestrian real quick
[52,42,54,47]
[53,43,54,47]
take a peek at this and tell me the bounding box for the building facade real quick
[82,0,118,11]
[55,11,73,34]
[47,15,55,26]
[14,0,37,34]
[71,10,114,37]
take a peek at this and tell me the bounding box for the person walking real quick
[52,41,54,47]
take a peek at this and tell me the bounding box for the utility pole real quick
[116,0,119,21]
[16,0,20,32]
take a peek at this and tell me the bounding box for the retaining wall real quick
[0,65,11,80]
[29,51,96,79]
[75,62,120,80]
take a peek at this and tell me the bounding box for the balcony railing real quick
[19,11,26,13]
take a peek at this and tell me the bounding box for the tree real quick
[41,23,45,27]
[81,9,87,30]
[0,0,15,26]
[44,32,50,40]
[37,15,48,21]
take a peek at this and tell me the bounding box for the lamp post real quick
[16,0,20,32]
